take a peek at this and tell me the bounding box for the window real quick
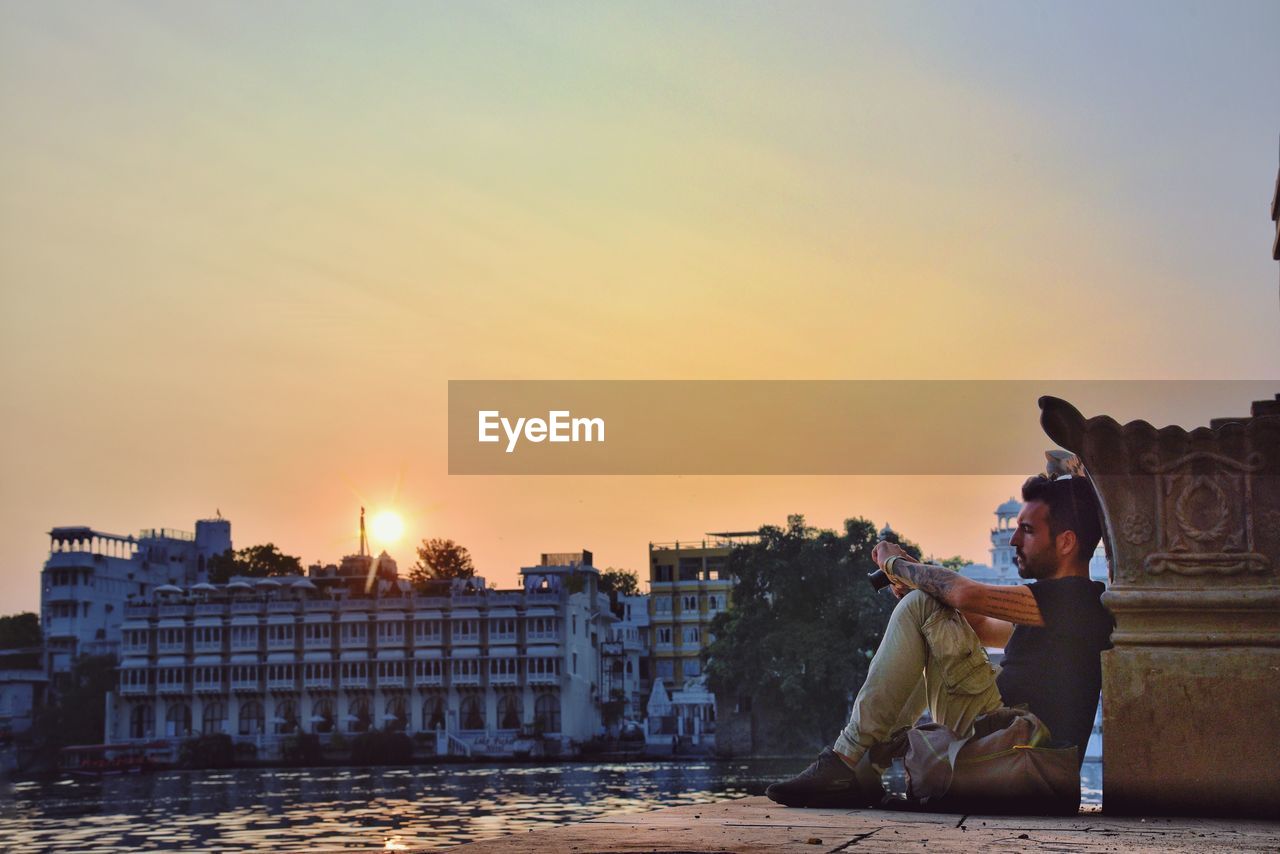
[312,698,334,733]
[682,626,700,645]
[656,659,674,679]
[571,614,577,635]
[129,704,153,739]
[497,693,522,730]
[682,595,698,612]
[707,596,718,611]
[348,696,370,733]
[534,694,560,733]
[202,701,226,734]
[415,619,441,642]
[239,700,264,736]
[657,627,672,645]
[415,659,442,681]
[341,622,368,644]
[683,658,701,678]
[274,699,298,734]
[451,619,478,642]
[305,623,332,645]
[572,652,578,674]
[376,621,404,644]
[423,696,445,730]
[166,706,190,737]
[460,695,484,731]
[654,598,672,615]
[384,697,407,732]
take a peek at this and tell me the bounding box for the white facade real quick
[41,518,232,672]
[104,557,615,757]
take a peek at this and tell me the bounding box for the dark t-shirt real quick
[995,577,1114,764]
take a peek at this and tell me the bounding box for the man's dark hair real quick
[1021,474,1104,560]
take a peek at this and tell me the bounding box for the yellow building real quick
[647,533,755,688]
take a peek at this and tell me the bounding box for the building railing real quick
[159,605,189,618]
[231,602,263,614]
[195,604,225,616]
[268,601,298,613]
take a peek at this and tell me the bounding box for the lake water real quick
[0,759,1103,850]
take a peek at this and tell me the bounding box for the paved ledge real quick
[453,796,1280,853]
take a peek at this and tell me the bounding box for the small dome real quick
[997,498,1022,516]
[878,522,895,539]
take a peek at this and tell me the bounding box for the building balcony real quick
[451,673,481,687]
[192,642,222,655]
[488,632,517,644]
[376,675,406,689]
[125,604,154,619]
[488,593,522,606]
[414,673,444,687]
[303,675,334,691]
[526,632,560,643]
[230,641,259,653]
[267,676,297,692]
[195,604,226,617]
[489,673,518,686]
[231,678,261,693]
[43,587,81,603]
[413,634,443,646]
[339,675,370,690]
[267,638,296,652]
[158,681,187,695]
[120,682,150,695]
[268,601,299,614]
[527,672,558,685]
[157,643,186,656]
[159,605,190,618]
[194,680,223,693]
[376,599,409,611]
[122,643,150,657]
[231,602,263,615]
[304,637,332,650]
[305,600,336,613]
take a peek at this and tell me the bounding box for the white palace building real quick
[103,552,619,759]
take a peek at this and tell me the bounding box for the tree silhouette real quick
[410,538,475,588]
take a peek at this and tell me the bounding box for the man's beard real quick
[1016,550,1055,580]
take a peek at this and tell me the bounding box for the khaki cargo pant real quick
[834,589,1003,766]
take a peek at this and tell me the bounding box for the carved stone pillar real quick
[1040,394,1280,817]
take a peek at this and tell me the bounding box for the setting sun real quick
[368,510,405,544]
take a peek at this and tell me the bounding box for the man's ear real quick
[1056,529,1078,562]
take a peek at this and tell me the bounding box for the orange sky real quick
[2,2,1278,611]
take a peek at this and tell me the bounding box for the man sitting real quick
[766,474,1114,808]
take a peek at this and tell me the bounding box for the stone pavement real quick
[452,796,1280,852]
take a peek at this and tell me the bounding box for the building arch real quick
[274,699,298,734]
[384,696,407,732]
[497,692,522,730]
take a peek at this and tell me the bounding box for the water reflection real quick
[0,760,1103,851]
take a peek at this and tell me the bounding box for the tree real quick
[705,514,923,754]
[207,543,303,584]
[598,568,640,598]
[0,612,41,649]
[410,538,475,588]
[30,655,117,762]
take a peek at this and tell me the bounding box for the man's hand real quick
[871,540,910,575]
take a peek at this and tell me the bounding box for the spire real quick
[359,506,369,558]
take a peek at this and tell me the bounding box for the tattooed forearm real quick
[889,562,964,609]
[977,589,1045,626]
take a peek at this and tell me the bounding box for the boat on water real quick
[59,741,173,777]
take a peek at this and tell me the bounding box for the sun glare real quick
[369,510,405,544]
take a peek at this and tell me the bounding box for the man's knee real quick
[894,588,946,624]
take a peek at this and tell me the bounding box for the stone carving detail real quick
[1140,451,1270,577]
[1119,500,1154,547]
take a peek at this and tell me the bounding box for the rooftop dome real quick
[997,497,1022,516]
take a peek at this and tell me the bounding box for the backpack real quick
[874,706,1081,815]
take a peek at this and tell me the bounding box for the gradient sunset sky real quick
[2,2,1278,612]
